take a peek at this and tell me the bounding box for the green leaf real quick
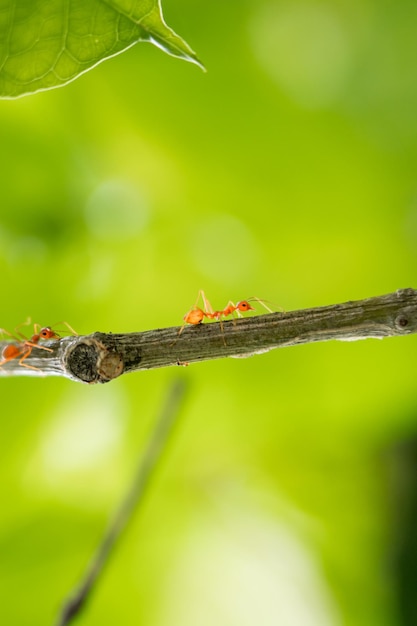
[0,0,203,99]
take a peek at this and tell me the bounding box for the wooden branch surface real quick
[1,288,416,384]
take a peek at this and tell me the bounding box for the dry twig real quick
[1,289,416,384]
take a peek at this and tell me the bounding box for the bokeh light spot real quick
[189,214,260,283]
[39,387,126,474]
[85,179,149,240]
[250,3,352,109]
[158,503,341,626]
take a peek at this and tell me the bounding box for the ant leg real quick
[219,318,227,346]
[174,324,187,343]
[0,327,26,342]
[171,316,191,348]
[17,343,53,369]
[13,318,34,341]
[0,328,14,339]
[200,290,214,316]
[15,317,32,331]
[18,348,41,371]
[25,342,54,353]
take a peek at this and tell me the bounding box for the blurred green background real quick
[1,0,417,624]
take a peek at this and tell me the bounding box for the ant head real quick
[237,301,255,312]
[40,327,60,340]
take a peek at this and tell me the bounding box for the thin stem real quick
[54,378,187,626]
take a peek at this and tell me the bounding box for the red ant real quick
[177,290,273,340]
[0,321,76,371]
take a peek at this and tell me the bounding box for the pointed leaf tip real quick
[0,0,204,98]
